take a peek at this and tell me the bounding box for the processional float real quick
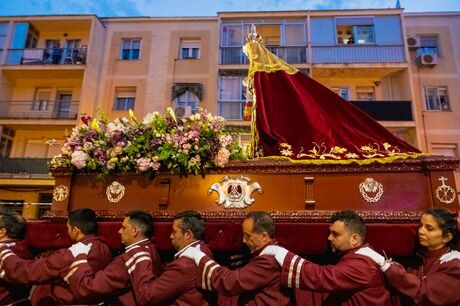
[42,31,459,256]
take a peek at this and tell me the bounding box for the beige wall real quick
[405,14,460,153]
[97,18,219,120]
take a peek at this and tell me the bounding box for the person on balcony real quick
[259,210,395,306]
[66,210,163,305]
[123,210,216,305]
[356,207,460,306]
[51,43,62,64]
[180,211,293,305]
[0,209,33,305]
[0,208,112,305]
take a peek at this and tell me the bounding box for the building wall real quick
[405,13,460,190]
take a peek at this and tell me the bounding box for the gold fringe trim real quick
[255,153,428,165]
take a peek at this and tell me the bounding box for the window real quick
[0,23,8,50]
[336,17,375,45]
[356,86,376,101]
[221,25,243,47]
[114,88,136,110]
[424,87,450,111]
[32,89,51,111]
[120,39,141,60]
[176,91,199,112]
[332,87,350,100]
[180,39,200,59]
[218,76,248,119]
[418,35,438,56]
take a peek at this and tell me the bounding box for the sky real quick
[0,0,459,17]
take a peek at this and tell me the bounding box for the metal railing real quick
[217,100,246,120]
[5,47,87,65]
[351,100,413,121]
[217,100,413,121]
[220,46,307,65]
[0,100,79,119]
[0,158,51,175]
[312,45,406,63]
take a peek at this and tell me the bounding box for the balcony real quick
[220,46,307,65]
[217,100,413,122]
[351,100,413,121]
[0,158,51,178]
[5,48,87,66]
[218,100,245,120]
[0,100,79,119]
[312,45,406,63]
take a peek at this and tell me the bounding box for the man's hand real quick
[260,245,288,266]
[356,247,391,271]
[440,250,460,264]
[179,246,206,266]
[68,242,92,257]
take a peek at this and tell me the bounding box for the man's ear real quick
[132,226,140,238]
[261,231,270,242]
[350,233,361,247]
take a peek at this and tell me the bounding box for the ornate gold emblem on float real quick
[359,177,384,203]
[53,185,69,202]
[435,177,456,204]
[208,176,263,209]
[106,181,126,203]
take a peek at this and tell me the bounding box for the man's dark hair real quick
[174,210,204,240]
[0,209,27,240]
[331,210,366,241]
[68,208,98,235]
[125,210,154,239]
[425,207,459,250]
[245,211,275,237]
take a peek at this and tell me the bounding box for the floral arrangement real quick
[49,108,245,177]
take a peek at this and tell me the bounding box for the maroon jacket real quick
[126,240,214,306]
[385,248,460,305]
[0,235,112,305]
[281,245,393,306]
[0,239,33,305]
[67,238,163,306]
[198,242,293,306]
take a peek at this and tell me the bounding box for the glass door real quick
[55,92,72,118]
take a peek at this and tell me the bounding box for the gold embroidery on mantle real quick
[275,142,426,164]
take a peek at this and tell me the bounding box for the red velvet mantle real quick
[253,70,421,160]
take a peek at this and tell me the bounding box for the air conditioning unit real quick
[406,36,419,49]
[174,105,192,118]
[418,53,438,67]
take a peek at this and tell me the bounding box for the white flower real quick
[142,112,159,125]
[71,151,89,169]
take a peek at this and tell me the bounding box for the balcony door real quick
[55,92,72,118]
[64,39,81,64]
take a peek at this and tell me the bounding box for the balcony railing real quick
[0,100,79,119]
[220,46,307,65]
[5,48,87,66]
[351,100,413,121]
[218,100,413,121]
[0,158,51,176]
[312,45,406,63]
[218,100,246,120]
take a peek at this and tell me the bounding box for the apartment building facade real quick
[0,9,458,212]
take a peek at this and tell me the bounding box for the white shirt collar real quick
[125,238,150,252]
[174,240,202,259]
